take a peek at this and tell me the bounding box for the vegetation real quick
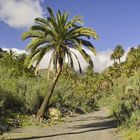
[0,7,140,140]
[0,48,98,129]
[98,46,140,140]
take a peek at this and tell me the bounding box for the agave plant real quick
[22,7,98,118]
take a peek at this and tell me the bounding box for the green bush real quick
[0,65,99,117]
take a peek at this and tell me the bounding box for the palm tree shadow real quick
[8,118,117,140]
[67,115,112,123]
[70,119,117,129]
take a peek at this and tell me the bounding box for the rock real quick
[48,107,62,120]
[32,114,36,118]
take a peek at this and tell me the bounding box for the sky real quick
[0,0,139,72]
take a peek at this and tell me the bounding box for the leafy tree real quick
[22,7,98,118]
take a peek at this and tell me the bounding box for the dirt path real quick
[1,107,122,140]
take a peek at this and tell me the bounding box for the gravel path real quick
[1,107,122,140]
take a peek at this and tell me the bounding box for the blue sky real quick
[0,0,140,52]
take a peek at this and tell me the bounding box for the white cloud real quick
[39,49,128,73]
[92,50,114,72]
[92,49,129,72]
[70,49,114,73]
[39,47,130,73]
[1,47,129,73]
[0,0,43,28]
[2,47,26,54]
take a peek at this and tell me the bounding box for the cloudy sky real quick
[0,0,140,72]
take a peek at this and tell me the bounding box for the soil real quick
[0,107,122,140]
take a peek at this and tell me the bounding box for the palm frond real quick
[22,7,98,75]
[75,45,94,68]
[30,25,47,32]
[65,15,83,30]
[22,31,44,41]
[77,39,96,55]
[26,38,47,52]
[47,7,55,19]
[71,51,82,73]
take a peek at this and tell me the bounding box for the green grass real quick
[122,129,140,140]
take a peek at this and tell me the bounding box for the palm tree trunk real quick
[47,57,52,80]
[36,67,62,118]
[47,69,50,80]
[119,58,121,63]
[35,64,39,77]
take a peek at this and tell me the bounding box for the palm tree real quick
[2,50,17,67]
[111,45,125,64]
[110,52,116,64]
[126,46,140,73]
[0,48,3,58]
[22,7,98,118]
[114,45,125,63]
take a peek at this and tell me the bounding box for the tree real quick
[111,45,125,63]
[110,53,116,64]
[126,46,140,73]
[0,48,3,58]
[22,7,98,118]
[1,50,17,68]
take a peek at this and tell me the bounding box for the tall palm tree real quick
[22,7,98,118]
[111,45,125,64]
[114,45,125,63]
